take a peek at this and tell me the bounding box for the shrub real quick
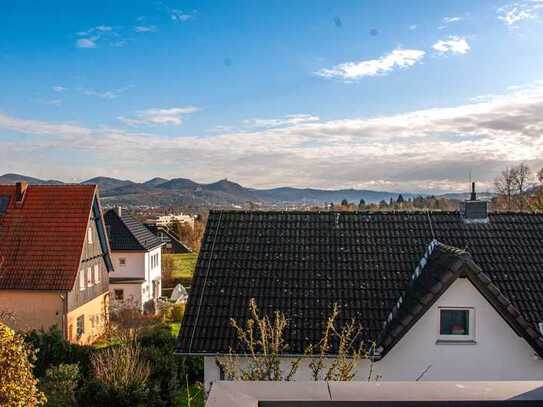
[41,363,80,407]
[0,322,46,406]
[171,303,185,322]
[178,356,204,385]
[24,327,93,378]
[78,380,149,407]
[92,342,150,389]
[143,346,178,406]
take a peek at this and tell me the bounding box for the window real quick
[119,257,126,266]
[114,289,124,301]
[87,267,93,287]
[76,315,85,338]
[439,307,475,342]
[87,227,93,244]
[79,270,85,291]
[94,264,100,284]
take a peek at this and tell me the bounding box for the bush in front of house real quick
[25,327,93,379]
[171,303,185,322]
[0,322,46,406]
[40,363,80,407]
[78,340,151,406]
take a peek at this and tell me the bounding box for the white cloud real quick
[315,48,426,81]
[81,86,132,100]
[438,16,464,29]
[497,1,543,26]
[135,25,157,33]
[3,84,543,192]
[52,85,66,92]
[409,24,418,30]
[243,114,320,128]
[75,25,124,48]
[170,9,194,22]
[442,16,463,24]
[118,107,199,126]
[432,36,471,55]
[76,38,97,48]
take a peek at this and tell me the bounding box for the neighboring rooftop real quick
[178,210,543,355]
[104,208,163,251]
[0,183,105,290]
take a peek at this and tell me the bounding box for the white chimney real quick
[116,206,122,217]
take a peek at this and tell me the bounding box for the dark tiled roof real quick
[0,184,97,290]
[178,211,543,355]
[104,209,163,251]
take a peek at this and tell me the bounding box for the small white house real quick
[178,191,543,390]
[104,207,164,311]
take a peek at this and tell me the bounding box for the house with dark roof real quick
[0,182,113,344]
[178,188,543,387]
[104,207,164,310]
[144,223,192,254]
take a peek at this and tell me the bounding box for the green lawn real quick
[169,322,181,337]
[168,253,198,280]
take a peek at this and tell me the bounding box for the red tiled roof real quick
[0,184,96,290]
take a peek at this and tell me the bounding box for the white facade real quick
[154,213,195,229]
[203,278,543,389]
[109,246,162,310]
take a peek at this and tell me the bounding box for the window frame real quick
[87,266,93,287]
[114,289,124,301]
[438,307,475,342]
[79,270,86,291]
[76,315,85,338]
[94,264,100,284]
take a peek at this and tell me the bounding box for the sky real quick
[1,0,543,193]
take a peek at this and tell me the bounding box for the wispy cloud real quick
[443,16,463,24]
[134,25,157,33]
[409,24,418,30]
[497,1,543,26]
[75,25,126,48]
[76,38,97,48]
[315,48,425,81]
[432,36,471,55]
[438,16,464,29]
[81,86,132,100]
[118,107,199,126]
[243,114,320,129]
[4,83,543,192]
[170,9,195,22]
[52,85,67,93]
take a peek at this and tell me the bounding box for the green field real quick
[168,253,198,280]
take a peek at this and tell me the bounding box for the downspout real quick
[59,291,68,340]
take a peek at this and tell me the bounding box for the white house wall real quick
[110,251,146,279]
[203,278,543,389]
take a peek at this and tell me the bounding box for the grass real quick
[177,384,205,407]
[169,253,198,280]
[169,322,181,337]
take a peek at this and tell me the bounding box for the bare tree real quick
[495,167,516,210]
[537,168,543,185]
[513,163,530,194]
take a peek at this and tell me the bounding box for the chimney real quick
[115,206,122,217]
[461,182,488,222]
[15,182,28,204]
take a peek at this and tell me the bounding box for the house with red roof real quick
[0,182,114,344]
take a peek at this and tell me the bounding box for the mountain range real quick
[0,173,473,208]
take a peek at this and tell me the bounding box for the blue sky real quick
[1,0,543,193]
